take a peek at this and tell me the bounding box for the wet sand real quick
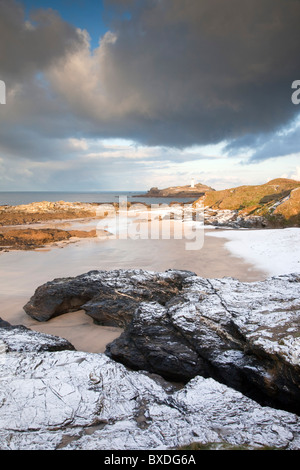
[0,219,267,353]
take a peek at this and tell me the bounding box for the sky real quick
[0,0,300,191]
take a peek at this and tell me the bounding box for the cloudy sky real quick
[0,0,300,191]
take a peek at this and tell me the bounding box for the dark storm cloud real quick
[0,0,87,161]
[99,0,300,148]
[1,0,300,171]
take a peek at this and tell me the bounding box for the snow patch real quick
[206,227,300,276]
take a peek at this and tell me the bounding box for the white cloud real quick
[68,138,89,151]
[1,1,300,192]
[290,167,300,181]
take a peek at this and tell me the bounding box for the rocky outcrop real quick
[203,208,269,228]
[0,201,100,226]
[24,269,300,415]
[135,183,215,198]
[197,178,300,228]
[0,228,97,250]
[23,269,190,323]
[0,320,299,450]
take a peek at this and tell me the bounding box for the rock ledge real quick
[23,269,300,415]
[0,320,299,450]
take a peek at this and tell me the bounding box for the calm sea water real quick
[0,191,196,206]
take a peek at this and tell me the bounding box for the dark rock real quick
[106,273,300,415]
[0,318,12,328]
[23,269,300,415]
[24,269,194,324]
[24,272,104,321]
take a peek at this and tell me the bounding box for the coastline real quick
[206,226,300,277]
[1,199,299,353]
[0,221,267,353]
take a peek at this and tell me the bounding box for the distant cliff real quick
[136,182,215,198]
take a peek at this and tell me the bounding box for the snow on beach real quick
[206,227,300,277]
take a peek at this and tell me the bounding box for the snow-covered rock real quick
[22,269,300,415]
[107,272,300,415]
[0,331,299,450]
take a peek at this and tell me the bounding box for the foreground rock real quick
[24,269,188,323]
[24,269,300,415]
[0,321,299,450]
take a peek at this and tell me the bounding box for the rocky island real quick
[135,182,215,198]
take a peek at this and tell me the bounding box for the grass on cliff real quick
[196,178,300,225]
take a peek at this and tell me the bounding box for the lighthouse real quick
[191,178,195,188]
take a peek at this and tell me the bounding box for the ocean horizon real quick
[0,191,196,206]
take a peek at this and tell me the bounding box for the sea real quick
[0,191,195,206]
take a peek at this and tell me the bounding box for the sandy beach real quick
[0,211,269,353]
